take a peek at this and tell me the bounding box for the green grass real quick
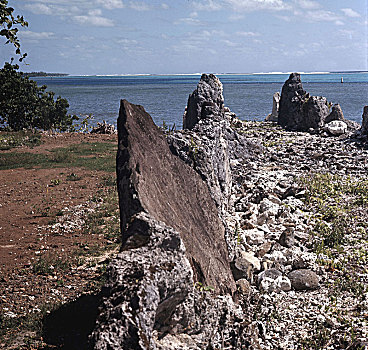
[0,131,42,150]
[0,141,116,171]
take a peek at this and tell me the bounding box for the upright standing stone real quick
[362,106,368,136]
[266,92,280,122]
[278,73,330,131]
[183,73,225,130]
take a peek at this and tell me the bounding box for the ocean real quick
[31,73,368,128]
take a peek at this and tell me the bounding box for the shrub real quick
[0,62,78,131]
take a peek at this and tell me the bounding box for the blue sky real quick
[1,0,367,74]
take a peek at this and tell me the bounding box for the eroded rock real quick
[362,106,368,136]
[278,73,330,132]
[91,100,237,349]
[183,73,225,130]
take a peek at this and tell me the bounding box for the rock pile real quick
[278,73,359,135]
[90,120,117,134]
[91,75,368,349]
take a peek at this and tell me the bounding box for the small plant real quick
[66,172,81,181]
[194,281,215,293]
[50,178,62,186]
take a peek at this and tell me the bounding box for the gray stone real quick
[278,73,331,131]
[236,278,251,294]
[257,269,291,292]
[183,73,225,130]
[325,104,344,124]
[288,269,319,290]
[324,120,347,135]
[91,100,239,350]
[362,106,368,135]
[116,100,234,295]
[265,92,280,122]
[279,229,295,248]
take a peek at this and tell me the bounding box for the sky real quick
[1,0,367,75]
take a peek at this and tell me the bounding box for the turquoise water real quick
[32,73,368,127]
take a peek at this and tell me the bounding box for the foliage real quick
[0,129,41,150]
[0,62,78,131]
[0,141,116,171]
[0,0,28,61]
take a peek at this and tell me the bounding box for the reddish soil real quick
[0,132,119,348]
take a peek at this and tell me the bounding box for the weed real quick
[0,130,41,150]
[0,142,116,172]
[32,253,70,275]
[194,282,215,293]
[66,172,82,181]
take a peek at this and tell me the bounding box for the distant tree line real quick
[0,0,75,132]
[23,72,69,77]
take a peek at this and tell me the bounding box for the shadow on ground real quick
[41,294,101,349]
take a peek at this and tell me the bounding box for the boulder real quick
[325,104,344,124]
[265,92,280,122]
[257,269,291,292]
[91,100,237,349]
[278,73,330,131]
[288,269,319,291]
[183,73,225,130]
[324,120,348,136]
[362,106,368,135]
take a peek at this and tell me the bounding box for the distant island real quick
[23,72,69,77]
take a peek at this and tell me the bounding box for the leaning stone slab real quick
[91,100,237,349]
[115,100,234,294]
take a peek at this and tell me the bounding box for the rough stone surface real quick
[116,100,234,294]
[265,92,280,122]
[183,73,225,130]
[288,269,319,291]
[325,103,344,124]
[324,120,348,135]
[278,73,330,131]
[91,100,239,350]
[90,213,193,350]
[279,229,295,247]
[362,105,368,135]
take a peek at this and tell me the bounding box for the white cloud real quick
[221,39,238,47]
[74,10,115,26]
[129,1,151,11]
[96,0,124,10]
[341,8,360,18]
[304,10,341,22]
[193,0,222,11]
[24,3,53,15]
[236,31,260,37]
[19,31,55,39]
[294,0,321,10]
[117,38,138,44]
[161,3,169,10]
[225,0,291,12]
[175,17,203,25]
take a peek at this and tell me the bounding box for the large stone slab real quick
[116,99,235,295]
